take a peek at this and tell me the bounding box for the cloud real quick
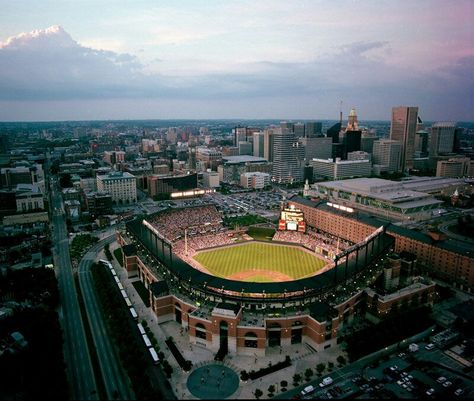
[0,26,472,120]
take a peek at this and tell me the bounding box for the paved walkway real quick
[107,240,348,399]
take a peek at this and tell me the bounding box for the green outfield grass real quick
[193,242,327,282]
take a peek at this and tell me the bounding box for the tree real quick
[316,363,326,376]
[293,373,302,386]
[328,362,334,371]
[280,380,288,389]
[254,389,263,399]
[268,385,275,397]
[304,368,314,381]
[337,355,346,366]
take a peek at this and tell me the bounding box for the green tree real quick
[328,361,334,371]
[304,368,314,381]
[254,389,263,399]
[292,373,302,386]
[337,355,346,366]
[316,363,326,376]
[268,384,275,397]
[280,380,288,389]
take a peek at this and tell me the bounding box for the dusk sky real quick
[0,0,472,121]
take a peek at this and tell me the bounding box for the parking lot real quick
[279,340,473,400]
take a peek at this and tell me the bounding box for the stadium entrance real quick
[267,322,282,347]
[219,321,229,352]
[175,303,182,324]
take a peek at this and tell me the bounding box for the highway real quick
[51,188,98,400]
[78,236,135,400]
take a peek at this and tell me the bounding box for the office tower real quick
[280,121,294,133]
[415,130,429,157]
[390,106,419,171]
[293,123,305,138]
[361,132,378,154]
[301,137,333,160]
[263,128,278,162]
[436,157,472,178]
[305,122,322,138]
[344,109,362,157]
[253,132,265,158]
[233,126,247,146]
[272,130,304,183]
[326,122,341,143]
[373,139,403,173]
[429,122,456,157]
[238,141,253,156]
[346,108,359,131]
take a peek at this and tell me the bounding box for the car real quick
[301,385,315,396]
[454,389,464,396]
[426,388,435,396]
[443,381,452,388]
[319,377,334,388]
[397,380,404,385]
[425,343,435,350]
[437,376,447,383]
[389,365,399,371]
[398,352,406,358]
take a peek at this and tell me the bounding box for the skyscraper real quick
[253,132,265,158]
[390,106,419,171]
[429,122,457,157]
[272,130,304,183]
[305,122,322,138]
[372,139,403,173]
[344,108,362,158]
[263,128,277,162]
[293,123,305,138]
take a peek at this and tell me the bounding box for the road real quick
[51,188,98,400]
[78,236,135,400]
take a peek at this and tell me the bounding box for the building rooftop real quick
[97,171,135,180]
[222,155,267,164]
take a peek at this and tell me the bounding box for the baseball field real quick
[192,242,328,283]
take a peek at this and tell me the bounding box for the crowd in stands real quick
[173,232,235,271]
[149,205,222,242]
[272,227,352,258]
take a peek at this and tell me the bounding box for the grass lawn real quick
[193,242,327,282]
[224,214,267,228]
[247,226,275,241]
[113,248,123,267]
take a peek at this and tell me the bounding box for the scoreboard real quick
[279,204,306,232]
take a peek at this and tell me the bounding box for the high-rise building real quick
[343,108,362,158]
[301,137,333,160]
[326,122,341,144]
[372,139,403,173]
[233,126,248,146]
[305,122,323,138]
[293,123,305,138]
[96,171,137,204]
[272,130,304,183]
[429,122,456,157]
[415,130,429,157]
[280,121,294,133]
[238,141,253,156]
[436,157,473,178]
[347,108,359,131]
[311,158,372,180]
[263,128,278,162]
[390,106,419,171]
[253,132,265,158]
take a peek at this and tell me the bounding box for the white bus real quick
[148,347,160,365]
[117,282,124,290]
[120,289,128,299]
[142,334,152,348]
[137,323,146,335]
[125,298,132,307]
[129,307,138,320]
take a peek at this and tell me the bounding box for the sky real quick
[0,0,472,121]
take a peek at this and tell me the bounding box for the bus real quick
[148,347,160,365]
[125,298,132,307]
[137,323,146,335]
[120,289,128,299]
[117,282,124,290]
[142,334,152,348]
[129,307,138,320]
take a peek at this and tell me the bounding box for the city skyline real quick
[0,0,473,121]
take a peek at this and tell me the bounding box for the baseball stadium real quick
[117,197,394,355]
